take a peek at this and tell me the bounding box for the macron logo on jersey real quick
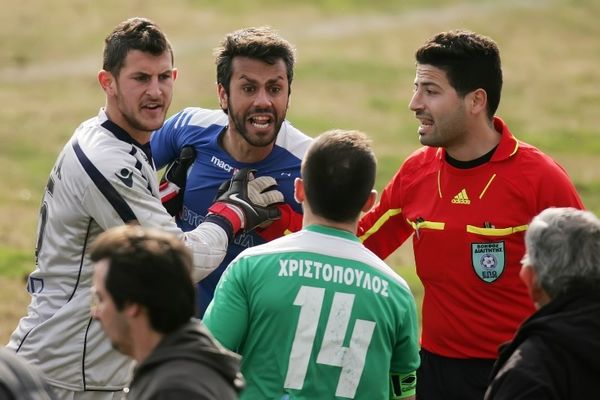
[451,188,470,204]
[211,155,235,173]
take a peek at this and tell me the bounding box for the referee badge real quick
[471,242,505,283]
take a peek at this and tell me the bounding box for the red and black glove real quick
[159,146,196,216]
[256,203,303,241]
[206,168,284,238]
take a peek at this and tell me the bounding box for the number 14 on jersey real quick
[284,285,376,398]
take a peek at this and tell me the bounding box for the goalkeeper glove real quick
[207,168,283,236]
[159,145,196,216]
[256,203,303,241]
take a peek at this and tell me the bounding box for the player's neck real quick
[302,210,357,234]
[103,107,152,145]
[446,120,500,161]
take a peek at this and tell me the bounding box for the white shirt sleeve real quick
[82,140,228,282]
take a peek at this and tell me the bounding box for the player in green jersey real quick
[203,129,420,400]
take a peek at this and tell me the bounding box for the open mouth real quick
[416,115,433,133]
[142,103,163,111]
[249,115,272,129]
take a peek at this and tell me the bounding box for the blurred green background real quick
[1,0,599,343]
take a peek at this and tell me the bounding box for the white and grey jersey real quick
[7,109,228,391]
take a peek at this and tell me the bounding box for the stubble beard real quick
[418,104,466,149]
[123,112,161,134]
[228,100,285,148]
[116,87,167,135]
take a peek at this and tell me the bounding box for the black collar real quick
[445,145,498,169]
[101,120,153,163]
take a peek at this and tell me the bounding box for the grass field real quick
[1,0,599,344]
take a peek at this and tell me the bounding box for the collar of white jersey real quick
[98,108,153,164]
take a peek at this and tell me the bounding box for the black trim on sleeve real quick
[72,139,137,223]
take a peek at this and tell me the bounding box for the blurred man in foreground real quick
[91,225,243,399]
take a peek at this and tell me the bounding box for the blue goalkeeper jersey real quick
[151,107,312,315]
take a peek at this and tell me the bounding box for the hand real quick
[159,146,196,216]
[209,168,283,233]
[256,203,303,241]
[214,172,283,208]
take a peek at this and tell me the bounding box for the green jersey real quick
[204,225,420,399]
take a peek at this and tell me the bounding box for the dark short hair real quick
[415,29,502,119]
[214,26,295,95]
[302,129,376,223]
[90,225,195,334]
[102,17,173,77]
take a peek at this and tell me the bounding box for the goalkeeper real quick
[152,26,312,318]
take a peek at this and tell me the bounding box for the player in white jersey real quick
[204,130,420,399]
[6,17,281,399]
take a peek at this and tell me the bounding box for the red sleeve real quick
[536,159,585,210]
[256,203,303,242]
[358,169,413,260]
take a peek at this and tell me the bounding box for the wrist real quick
[207,202,245,233]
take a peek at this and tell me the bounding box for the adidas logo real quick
[451,189,471,204]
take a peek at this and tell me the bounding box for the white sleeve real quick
[183,221,229,282]
[80,145,228,281]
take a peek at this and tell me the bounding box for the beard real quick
[115,84,168,134]
[228,99,286,148]
[121,111,161,133]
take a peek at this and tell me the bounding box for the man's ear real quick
[473,89,487,114]
[98,70,114,95]
[519,265,550,308]
[519,264,535,292]
[293,177,304,204]
[172,68,178,81]
[362,190,377,213]
[217,83,228,112]
[467,88,488,115]
[124,302,143,318]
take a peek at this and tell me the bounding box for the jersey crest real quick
[471,241,505,283]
